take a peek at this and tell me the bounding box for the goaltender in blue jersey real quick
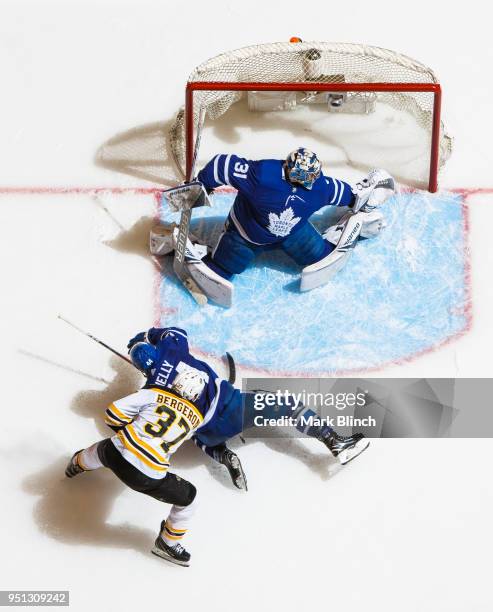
[152,148,396,306]
[65,325,370,566]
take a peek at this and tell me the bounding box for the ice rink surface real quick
[1,1,492,611]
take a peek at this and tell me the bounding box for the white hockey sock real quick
[161,498,197,546]
[78,442,104,471]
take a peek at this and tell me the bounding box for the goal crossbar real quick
[185,81,442,192]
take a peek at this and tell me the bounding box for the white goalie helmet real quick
[171,369,207,403]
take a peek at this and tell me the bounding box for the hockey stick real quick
[57,315,133,367]
[172,106,207,305]
[58,314,237,384]
[225,352,236,385]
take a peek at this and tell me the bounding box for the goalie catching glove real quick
[351,169,395,213]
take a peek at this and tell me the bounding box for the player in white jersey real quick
[65,370,210,567]
[66,325,370,566]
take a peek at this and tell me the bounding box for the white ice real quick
[1,2,492,611]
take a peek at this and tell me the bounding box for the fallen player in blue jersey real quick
[151,148,395,306]
[126,327,369,489]
[66,326,369,566]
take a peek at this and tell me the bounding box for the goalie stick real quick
[225,351,236,385]
[58,314,236,384]
[172,106,207,306]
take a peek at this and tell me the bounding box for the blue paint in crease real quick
[157,191,468,373]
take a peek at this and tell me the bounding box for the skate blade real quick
[229,456,248,491]
[235,473,248,492]
[338,439,370,466]
[151,546,190,567]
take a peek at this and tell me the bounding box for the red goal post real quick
[168,41,451,193]
[185,80,442,192]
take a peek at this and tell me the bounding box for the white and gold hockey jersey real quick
[105,387,205,478]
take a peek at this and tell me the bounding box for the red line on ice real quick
[0,185,490,376]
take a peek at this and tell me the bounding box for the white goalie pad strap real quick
[150,224,207,257]
[301,213,363,291]
[162,181,212,213]
[171,231,233,307]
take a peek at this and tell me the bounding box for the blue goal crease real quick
[157,191,469,374]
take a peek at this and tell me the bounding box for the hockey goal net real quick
[169,41,452,192]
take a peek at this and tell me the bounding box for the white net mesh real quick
[170,41,452,189]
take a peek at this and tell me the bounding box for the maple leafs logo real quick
[267,207,301,237]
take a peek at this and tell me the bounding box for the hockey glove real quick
[351,169,395,213]
[127,331,148,352]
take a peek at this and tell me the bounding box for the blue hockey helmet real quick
[129,342,158,376]
[285,148,322,190]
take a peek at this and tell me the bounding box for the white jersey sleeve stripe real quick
[213,155,221,185]
[335,179,345,206]
[224,154,232,186]
[329,177,339,204]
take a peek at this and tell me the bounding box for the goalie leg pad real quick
[187,261,234,308]
[301,212,363,291]
[324,209,386,244]
[172,230,233,307]
[360,209,387,239]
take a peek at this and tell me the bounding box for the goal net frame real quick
[184,80,442,192]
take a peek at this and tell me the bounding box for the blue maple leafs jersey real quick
[140,327,233,431]
[197,154,355,245]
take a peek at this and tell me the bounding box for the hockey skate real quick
[321,432,370,465]
[219,448,248,491]
[152,521,191,567]
[65,450,85,478]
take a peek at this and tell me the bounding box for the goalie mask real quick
[285,148,322,190]
[171,369,207,403]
